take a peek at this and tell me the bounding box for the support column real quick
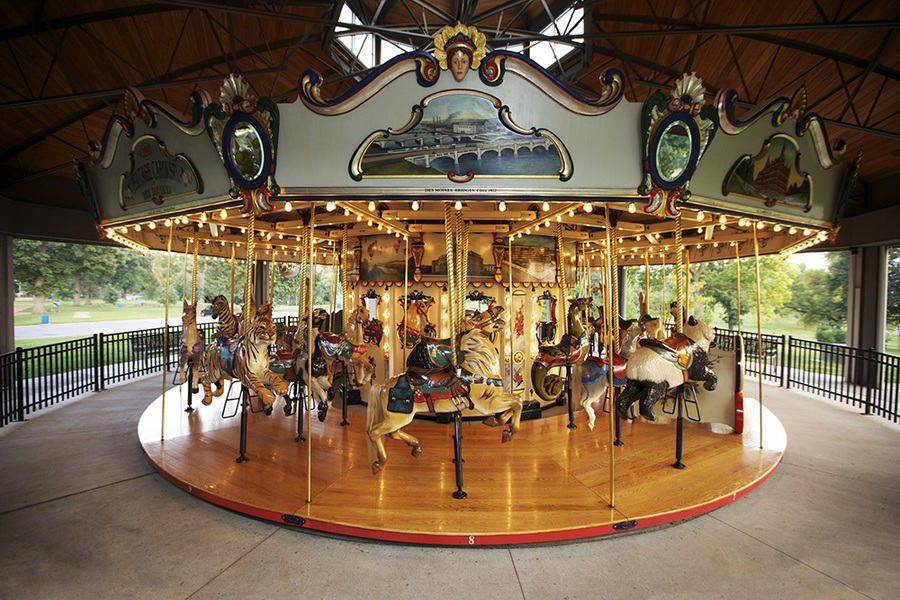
[0,234,13,354]
[616,265,626,320]
[847,245,888,385]
[254,259,270,306]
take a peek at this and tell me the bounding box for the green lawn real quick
[15,336,86,349]
[15,299,166,325]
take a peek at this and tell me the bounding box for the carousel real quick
[78,23,855,545]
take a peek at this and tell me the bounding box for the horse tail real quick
[365,381,386,465]
[531,361,564,403]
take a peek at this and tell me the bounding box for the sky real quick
[786,251,830,270]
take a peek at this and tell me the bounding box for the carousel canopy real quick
[1,1,897,244]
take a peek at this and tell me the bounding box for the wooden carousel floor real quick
[138,385,786,545]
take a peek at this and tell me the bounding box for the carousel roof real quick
[0,1,897,219]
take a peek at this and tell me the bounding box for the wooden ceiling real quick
[0,0,897,215]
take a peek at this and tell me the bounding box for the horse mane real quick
[459,328,499,376]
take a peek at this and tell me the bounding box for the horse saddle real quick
[639,333,695,370]
[536,334,584,368]
[406,337,454,371]
[216,339,239,377]
[585,355,627,386]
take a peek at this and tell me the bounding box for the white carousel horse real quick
[615,316,717,421]
[366,306,523,475]
[293,308,333,419]
[201,302,289,408]
[176,300,205,394]
[576,319,643,430]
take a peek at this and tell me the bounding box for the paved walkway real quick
[0,377,898,599]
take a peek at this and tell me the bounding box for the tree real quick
[697,256,798,329]
[786,251,849,342]
[12,240,73,313]
[888,247,900,330]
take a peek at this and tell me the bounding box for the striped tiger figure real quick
[206,294,239,340]
[201,302,288,408]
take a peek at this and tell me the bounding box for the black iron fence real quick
[3,321,898,427]
[0,318,291,428]
[714,327,899,423]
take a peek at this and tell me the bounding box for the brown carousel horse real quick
[201,302,288,410]
[397,291,437,348]
[530,298,595,403]
[367,305,523,474]
[205,294,240,339]
[176,300,205,394]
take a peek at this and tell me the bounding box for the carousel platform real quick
[138,384,786,546]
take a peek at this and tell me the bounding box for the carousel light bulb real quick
[118,226,127,234]
[164,219,172,227]
[455,201,462,210]
[635,236,641,241]
[411,200,420,211]
[525,228,531,235]
[697,227,703,234]
[357,215,362,222]
[204,239,209,245]
[696,244,702,249]
[278,233,284,239]
[713,242,719,248]
[220,240,225,246]
[147,221,156,230]
[803,228,812,236]
[719,224,726,231]
[367,220,373,226]
[544,221,551,228]
[789,227,797,235]
[628,202,636,213]
[219,209,228,219]
[498,201,506,212]
[368,201,377,212]
[236,242,241,247]
[133,224,141,232]
[325,201,336,212]
[719,214,727,224]
[583,202,593,213]
[343,208,350,216]
[773,224,783,232]
[556,215,562,222]
[738,218,747,227]
[696,211,705,221]
[542,201,550,212]
[377,224,383,231]
[568,209,575,218]
[730,241,736,247]
[395,232,401,238]
[757,221,765,229]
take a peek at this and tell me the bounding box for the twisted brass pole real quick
[191,237,199,305]
[674,214,684,334]
[752,225,764,449]
[603,205,616,508]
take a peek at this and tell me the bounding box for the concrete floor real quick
[0,377,897,600]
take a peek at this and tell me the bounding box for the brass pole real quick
[161,222,174,441]
[644,250,650,312]
[557,223,568,332]
[269,253,276,305]
[403,235,409,365]
[306,208,316,503]
[735,243,742,334]
[229,243,236,311]
[685,249,691,319]
[603,205,616,508]
[661,251,667,322]
[191,238,199,305]
[752,226,764,449]
[243,215,255,332]
[182,236,190,301]
[444,204,457,368]
[674,215,684,334]
[329,242,338,326]
[507,236,514,391]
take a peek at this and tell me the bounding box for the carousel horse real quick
[176,300,205,394]
[367,305,523,475]
[397,292,437,348]
[293,308,333,420]
[205,294,240,339]
[530,298,595,403]
[342,304,377,386]
[201,302,289,409]
[615,316,717,421]
[576,319,643,430]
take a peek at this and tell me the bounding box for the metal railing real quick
[0,318,290,427]
[3,320,898,427]
[713,326,899,424]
